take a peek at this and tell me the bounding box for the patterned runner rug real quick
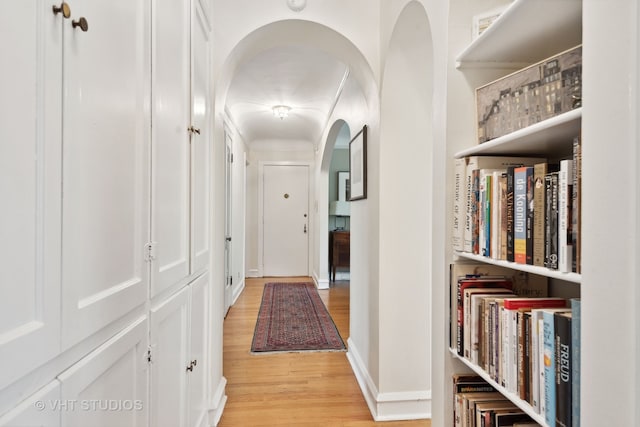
[251,282,346,353]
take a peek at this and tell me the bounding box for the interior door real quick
[0,0,62,389]
[224,132,233,312]
[262,164,309,276]
[151,0,192,297]
[61,0,149,349]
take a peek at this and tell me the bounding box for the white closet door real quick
[0,1,61,388]
[150,0,192,297]
[187,273,209,427]
[58,318,148,427]
[149,287,190,427]
[190,4,211,274]
[61,0,150,349]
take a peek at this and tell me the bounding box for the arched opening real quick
[376,0,434,416]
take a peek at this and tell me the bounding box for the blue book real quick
[571,299,581,427]
[542,308,569,427]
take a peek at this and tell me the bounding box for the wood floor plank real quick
[218,277,431,426]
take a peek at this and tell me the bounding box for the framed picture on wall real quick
[348,125,367,201]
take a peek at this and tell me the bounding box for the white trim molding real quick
[347,338,432,421]
[208,376,227,426]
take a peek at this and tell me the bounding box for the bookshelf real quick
[447,0,583,426]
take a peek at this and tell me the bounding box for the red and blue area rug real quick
[251,282,346,353]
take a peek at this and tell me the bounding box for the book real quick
[525,166,535,265]
[453,157,467,251]
[506,166,516,262]
[494,411,534,427]
[453,375,497,427]
[544,172,559,269]
[479,169,503,257]
[558,159,573,272]
[463,157,546,254]
[513,167,529,264]
[542,308,570,427]
[571,137,581,273]
[571,299,581,427]
[555,312,572,427]
[475,401,519,427]
[532,163,548,266]
[498,173,508,260]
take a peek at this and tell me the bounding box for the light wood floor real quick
[218,277,431,427]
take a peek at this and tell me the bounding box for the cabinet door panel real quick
[187,273,209,427]
[0,1,61,388]
[190,7,211,274]
[151,0,192,297]
[58,318,148,427]
[150,287,190,427]
[0,381,61,427]
[61,0,150,349]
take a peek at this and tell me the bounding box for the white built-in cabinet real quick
[151,0,211,300]
[150,273,209,427]
[0,0,213,425]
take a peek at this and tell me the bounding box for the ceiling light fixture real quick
[272,105,291,120]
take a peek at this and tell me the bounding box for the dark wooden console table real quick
[329,230,350,281]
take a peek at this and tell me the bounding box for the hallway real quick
[219,277,431,426]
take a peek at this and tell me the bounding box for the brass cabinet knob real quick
[72,17,89,32]
[188,126,201,135]
[52,2,71,18]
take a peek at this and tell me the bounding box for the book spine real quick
[464,158,474,252]
[479,171,489,256]
[472,168,481,254]
[543,311,557,427]
[530,311,543,413]
[545,173,559,270]
[533,163,548,266]
[506,166,516,262]
[554,313,572,427]
[524,311,532,403]
[499,174,508,260]
[572,137,581,273]
[513,167,527,264]
[453,157,466,251]
[558,160,574,272]
[525,167,534,265]
[571,299,581,427]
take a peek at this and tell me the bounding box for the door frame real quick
[258,161,312,277]
[223,130,233,314]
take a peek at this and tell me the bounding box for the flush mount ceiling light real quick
[272,105,291,120]
[287,0,307,12]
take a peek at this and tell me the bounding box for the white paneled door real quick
[151,0,192,298]
[0,0,61,389]
[262,164,310,276]
[190,4,211,275]
[61,0,149,349]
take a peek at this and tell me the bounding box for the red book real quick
[503,297,567,310]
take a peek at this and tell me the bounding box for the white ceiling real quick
[225,45,350,147]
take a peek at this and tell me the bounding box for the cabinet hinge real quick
[144,242,157,262]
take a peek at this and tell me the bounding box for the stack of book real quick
[451,136,581,274]
[450,264,581,427]
[453,374,535,427]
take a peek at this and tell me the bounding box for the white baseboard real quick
[346,338,431,421]
[231,279,245,306]
[247,269,259,278]
[208,376,227,426]
[312,271,330,290]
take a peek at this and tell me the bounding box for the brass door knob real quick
[52,2,71,18]
[72,17,89,32]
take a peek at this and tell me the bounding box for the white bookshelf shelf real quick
[454,251,581,284]
[454,108,582,159]
[456,0,582,69]
[449,348,548,427]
